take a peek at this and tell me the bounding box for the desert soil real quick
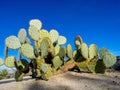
[0,71,120,90]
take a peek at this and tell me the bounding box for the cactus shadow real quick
[28,81,72,90]
[64,72,120,90]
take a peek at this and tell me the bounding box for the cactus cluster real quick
[0,19,117,81]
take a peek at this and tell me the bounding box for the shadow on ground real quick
[28,81,71,90]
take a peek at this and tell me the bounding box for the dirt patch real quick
[0,71,120,90]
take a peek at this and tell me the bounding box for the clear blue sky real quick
[0,0,120,59]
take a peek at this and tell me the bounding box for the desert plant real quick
[0,19,116,82]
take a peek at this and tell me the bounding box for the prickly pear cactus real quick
[4,56,16,68]
[58,36,67,45]
[5,36,21,49]
[74,35,83,49]
[41,63,48,73]
[59,46,66,60]
[89,44,98,59]
[49,29,59,43]
[29,19,42,30]
[28,26,40,41]
[76,60,88,69]
[52,56,63,70]
[87,59,106,73]
[21,43,35,59]
[66,44,73,59]
[39,29,50,39]
[1,18,117,82]
[81,43,88,59]
[99,48,117,68]
[54,44,60,55]
[18,28,27,43]
[15,70,24,81]
[40,38,50,57]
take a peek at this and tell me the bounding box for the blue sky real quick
[0,0,120,60]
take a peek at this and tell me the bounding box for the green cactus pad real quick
[54,44,60,55]
[99,48,109,59]
[21,43,35,59]
[87,59,97,73]
[36,56,44,67]
[15,70,24,81]
[99,48,116,68]
[41,63,48,73]
[49,29,59,43]
[39,29,50,39]
[4,56,16,68]
[66,44,73,59]
[29,19,42,30]
[59,46,66,59]
[88,59,106,73]
[103,52,116,68]
[89,44,98,59]
[5,36,21,49]
[40,38,50,57]
[52,56,63,70]
[81,43,88,59]
[0,58,4,66]
[28,25,40,41]
[75,35,83,49]
[76,60,88,69]
[95,60,106,73]
[18,28,27,43]
[45,66,53,78]
[58,36,67,45]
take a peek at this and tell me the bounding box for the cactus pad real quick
[75,35,83,49]
[28,26,40,41]
[99,48,116,68]
[15,70,24,81]
[89,44,98,59]
[99,48,109,59]
[88,59,106,73]
[52,56,63,70]
[36,56,44,67]
[5,36,21,49]
[58,36,67,45]
[21,43,35,59]
[103,52,116,68]
[81,43,88,59]
[39,29,50,39]
[29,19,42,30]
[66,44,73,59]
[59,46,66,59]
[45,66,53,78]
[41,63,48,73]
[4,56,16,68]
[0,58,4,66]
[76,60,88,69]
[49,29,59,43]
[18,28,27,43]
[40,38,50,57]
[54,44,60,55]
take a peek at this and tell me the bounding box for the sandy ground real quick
[0,71,120,90]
